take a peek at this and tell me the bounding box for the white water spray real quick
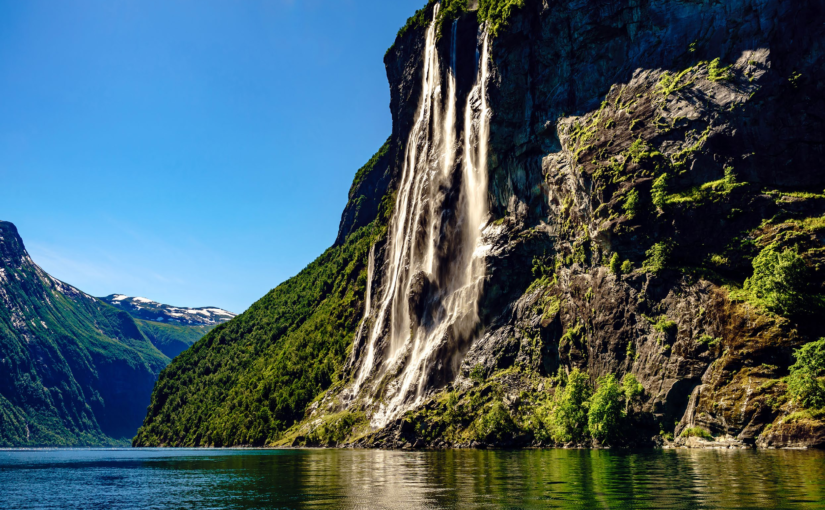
[351,7,491,426]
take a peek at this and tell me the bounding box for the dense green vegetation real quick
[133,144,395,447]
[402,367,649,447]
[348,138,390,194]
[744,244,814,317]
[478,0,525,36]
[786,339,825,410]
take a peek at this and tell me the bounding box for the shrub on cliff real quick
[744,244,811,317]
[622,189,640,219]
[476,400,517,442]
[622,374,644,412]
[786,338,825,409]
[609,253,622,275]
[643,241,672,274]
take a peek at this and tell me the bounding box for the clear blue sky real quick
[0,0,423,314]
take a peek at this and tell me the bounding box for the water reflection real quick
[0,448,822,509]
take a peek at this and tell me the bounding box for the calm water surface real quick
[0,448,823,509]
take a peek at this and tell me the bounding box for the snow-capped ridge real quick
[100,294,236,326]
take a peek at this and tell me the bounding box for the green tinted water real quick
[0,448,822,509]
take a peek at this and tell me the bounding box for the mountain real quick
[100,295,235,326]
[0,221,229,445]
[0,221,169,445]
[134,0,825,449]
[100,295,235,358]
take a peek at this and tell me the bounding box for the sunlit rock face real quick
[322,0,825,447]
[134,0,825,450]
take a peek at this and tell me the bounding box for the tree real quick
[651,173,669,208]
[786,338,825,409]
[623,189,640,219]
[588,374,623,444]
[744,243,811,316]
[643,241,672,274]
[550,368,592,444]
[621,260,633,274]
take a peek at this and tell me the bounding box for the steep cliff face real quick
[0,221,169,445]
[135,0,825,448]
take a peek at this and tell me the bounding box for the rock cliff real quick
[134,0,825,449]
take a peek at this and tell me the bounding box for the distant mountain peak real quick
[100,294,236,326]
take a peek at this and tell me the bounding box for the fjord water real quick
[1,449,823,509]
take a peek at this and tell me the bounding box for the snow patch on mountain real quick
[100,294,236,326]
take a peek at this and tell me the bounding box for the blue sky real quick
[0,0,423,314]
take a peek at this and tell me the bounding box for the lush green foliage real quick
[651,173,669,209]
[744,244,812,316]
[134,145,395,447]
[394,2,435,42]
[478,0,525,36]
[388,0,524,56]
[587,375,623,443]
[786,339,825,409]
[559,321,585,350]
[304,411,367,445]
[707,58,732,82]
[548,368,592,443]
[348,138,390,195]
[609,253,622,275]
[650,315,677,335]
[680,426,713,440]
[643,241,672,274]
[469,363,487,383]
[476,400,517,442]
[622,374,644,411]
[622,189,640,219]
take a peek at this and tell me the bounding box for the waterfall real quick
[442,20,458,178]
[352,6,491,427]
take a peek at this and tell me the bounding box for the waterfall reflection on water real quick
[0,448,823,509]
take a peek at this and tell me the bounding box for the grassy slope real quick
[133,146,394,447]
[136,320,214,359]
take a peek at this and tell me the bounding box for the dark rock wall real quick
[351,0,825,447]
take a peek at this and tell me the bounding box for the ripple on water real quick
[0,448,823,509]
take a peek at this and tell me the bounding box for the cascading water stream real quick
[351,4,442,396]
[351,6,491,427]
[349,243,376,378]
